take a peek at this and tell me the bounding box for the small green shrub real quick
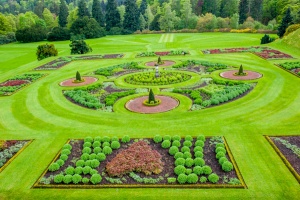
[82,147,92,154]
[169,146,179,155]
[199,176,207,183]
[93,147,102,154]
[183,151,192,159]
[216,143,225,148]
[219,157,228,165]
[183,140,192,147]
[102,136,110,143]
[172,135,181,141]
[194,151,203,158]
[177,174,188,184]
[85,160,92,167]
[90,159,100,168]
[208,173,219,183]
[83,142,92,148]
[167,177,177,184]
[82,177,89,184]
[194,146,203,152]
[195,140,204,147]
[65,166,75,175]
[102,142,110,148]
[56,159,64,167]
[74,167,83,175]
[186,168,192,175]
[174,152,184,159]
[163,135,172,141]
[111,136,119,142]
[153,135,163,143]
[174,165,186,175]
[202,165,212,175]
[94,136,101,142]
[172,140,181,147]
[187,173,198,184]
[103,146,112,155]
[60,154,68,161]
[121,135,130,143]
[72,174,82,184]
[84,137,93,143]
[197,135,205,141]
[215,147,226,154]
[216,152,225,159]
[185,158,194,167]
[83,166,92,175]
[185,135,193,141]
[194,158,205,166]
[181,146,190,153]
[90,169,98,175]
[89,153,97,160]
[93,141,101,148]
[96,153,106,161]
[54,174,64,183]
[63,175,73,184]
[90,174,102,184]
[63,144,72,150]
[175,158,186,166]
[161,140,171,149]
[111,141,121,149]
[36,43,58,60]
[222,161,233,172]
[81,153,89,161]
[61,149,71,155]
[193,166,203,175]
[48,163,60,172]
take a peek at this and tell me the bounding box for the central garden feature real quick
[124,71,192,86]
[60,76,98,87]
[220,70,262,80]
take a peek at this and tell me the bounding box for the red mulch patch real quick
[145,60,176,67]
[60,77,98,87]
[220,70,262,80]
[126,95,179,114]
[0,80,29,87]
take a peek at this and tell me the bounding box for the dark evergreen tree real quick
[139,0,147,15]
[36,44,58,61]
[149,14,161,31]
[70,17,106,39]
[92,0,105,26]
[123,0,140,32]
[47,27,70,41]
[194,0,204,15]
[202,0,218,16]
[76,71,82,81]
[239,0,249,24]
[78,0,91,18]
[101,0,106,14]
[70,39,92,54]
[250,0,263,21]
[238,65,244,75]
[278,8,293,38]
[260,34,275,44]
[34,1,44,18]
[105,0,121,31]
[148,88,156,103]
[58,0,69,27]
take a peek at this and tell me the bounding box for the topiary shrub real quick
[215,147,226,154]
[82,177,89,184]
[222,161,233,172]
[90,174,102,184]
[172,140,181,147]
[75,71,82,82]
[175,158,186,166]
[94,136,101,142]
[111,136,119,142]
[63,175,73,184]
[48,163,60,172]
[216,152,225,159]
[199,176,207,183]
[172,135,181,141]
[96,153,106,161]
[36,43,58,61]
[90,169,98,175]
[90,159,100,168]
[183,140,192,147]
[208,173,219,183]
[102,136,110,143]
[167,177,177,184]
[153,135,163,143]
[183,151,192,159]
[83,142,92,148]
[219,157,228,165]
[169,146,179,155]
[186,168,192,175]
[93,141,101,148]
[194,151,204,158]
[74,167,83,175]
[56,159,65,167]
[161,140,171,149]
[185,135,193,141]
[61,149,71,155]
[111,141,121,150]
[121,135,130,143]
[84,137,93,143]
[195,140,204,147]
[85,160,92,167]
[102,146,112,155]
[54,174,64,183]
[81,153,89,161]
[163,135,172,141]
[63,144,72,150]
[70,39,92,55]
[174,165,186,175]
[216,143,225,148]
[187,173,198,184]
[194,157,205,166]
[72,174,82,184]
[174,152,184,159]
[83,166,92,175]
[93,147,102,154]
[181,146,190,153]
[185,158,194,167]
[60,154,68,161]
[82,147,92,154]
[193,166,203,175]
[177,174,188,184]
[90,154,97,160]
[194,146,203,152]
[202,165,212,175]
[102,142,110,148]
[197,135,205,141]
[65,166,75,175]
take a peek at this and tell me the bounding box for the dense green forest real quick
[0,0,299,43]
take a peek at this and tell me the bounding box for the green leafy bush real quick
[94,136,101,142]
[183,140,192,147]
[187,173,198,184]
[82,177,89,184]
[194,146,203,152]
[172,135,181,141]
[169,146,179,155]
[177,174,188,184]
[202,165,212,175]
[208,173,219,183]
[96,153,106,161]
[63,175,73,184]
[216,152,225,159]
[163,135,172,141]
[111,141,121,149]
[90,174,102,184]
[219,157,228,165]
[83,166,92,175]
[195,140,204,147]
[102,142,110,148]
[175,158,186,166]
[167,177,177,184]
[90,159,100,168]
[92,141,101,148]
[54,174,64,183]
[102,136,110,143]
[197,135,205,141]
[222,161,233,172]
[48,163,60,172]
[65,166,75,175]
[183,152,192,159]
[103,146,112,155]
[185,135,193,141]
[84,137,93,143]
[181,146,190,153]
[82,147,92,154]
[161,140,171,149]
[111,136,118,142]
[199,176,207,183]
[194,158,205,166]
[63,144,72,151]
[72,174,82,184]
[172,140,181,147]
[93,147,102,154]
[194,151,204,158]
[153,135,163,143]
[56,159,64,167]
[216,143,225,148]
[74,167,83,175]
[36,43,58,61]
[85,160,92,167]
[89,153,97,160]
[121,135,130,143]
[174,165,187,175]
[81,153,89,161]
[61,149,71,155]
[174,152,184,159]
[90,169,98,175]
[60,154,68,161]
[64,90,102,109]
[83,142,92,148]
[193,166,203,175]
[185,158,194,167]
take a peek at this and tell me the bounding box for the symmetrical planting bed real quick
[202,46,293,59]
[276,62,300,77]
[266,136,300,183]
[0,140,31,172]
[94,62,144,77]
[171,60,229,74]
[35,135,245,188]
[136,50,189,57]
[0,73,45,96]
[35,54,124,70]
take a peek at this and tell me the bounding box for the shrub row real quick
[172,60,228,72]
[94,62,143,76]
[64,90,103,109]
[48,143,73,172]
[105,90,135,106]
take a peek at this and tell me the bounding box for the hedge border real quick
[274,64,300,79]
[33,136,246,189]
[265,135,300,183]
[0,140,33,173]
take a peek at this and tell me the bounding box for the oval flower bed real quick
[34,135,245,188]
[60,77,98,87]
[220,70,262,80]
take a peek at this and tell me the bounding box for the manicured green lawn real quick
[0,33,299,199]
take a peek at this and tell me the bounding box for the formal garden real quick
[0,33,299,199]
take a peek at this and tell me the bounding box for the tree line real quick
[0,0,299,44]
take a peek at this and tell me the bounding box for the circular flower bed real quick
[60,77,98,87]
[143,98,162,106]
[145,60,176,67]
[220,70,262,80]
[124,71,191,86]
[126,95,179,114]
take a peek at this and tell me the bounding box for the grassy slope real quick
[0,33,299,200]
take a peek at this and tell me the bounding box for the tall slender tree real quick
[250,0,263,21]
[139,0,147,15]
[105,0,121,31]
[123,0,140,32]
[181,0,193,29]
[277,8,293,38]
[238,0,249,24]
[59,0,69,27]
[92,0,105,26]
[78,0,90,18]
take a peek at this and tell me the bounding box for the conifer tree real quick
[123,0,140,32]
[278,8,293,38]
[139,0,147,15]
[105,0,121,31]
[238,0,249,24]
[59,0,69,27]
[92,0,105,26]
[148,88,156,103]
[238,65,244,75]
[76,71,82,81]
[250,0,263,21]
[78,0,90,18]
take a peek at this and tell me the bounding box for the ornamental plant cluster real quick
[274,138,300,158]
[64,90,103,109]
[214,143,233,172]
[94,62,143,77]
[47,136,129,185]
[0,73,44,95]
[172,60,228,73]
[105,90,135,106]
[0,140,28,168]
[136,50,188,57]
[106,140,164,177]
[278,62,300,76]
[154,134,221,184]
[124,71,191,86]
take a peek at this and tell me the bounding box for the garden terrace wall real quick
[33,136,246,189]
